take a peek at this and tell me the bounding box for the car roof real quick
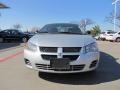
[46,23,79,27]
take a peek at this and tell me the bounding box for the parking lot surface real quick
[0,41,120,90]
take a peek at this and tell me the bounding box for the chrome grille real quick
[40,47,81,61]
[39,47,81,53]
[35,64,85,71]
[63,47,81,52]
[40,47,57,52]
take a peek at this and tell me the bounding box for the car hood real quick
[29,34,95,47]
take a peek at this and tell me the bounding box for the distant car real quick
[0,29,30,43]
[99,30,115,41]
[94,35,100,40]
[24,23,100,74]
[24,32,35,38]
[106,31,120,42]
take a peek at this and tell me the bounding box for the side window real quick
[3,30,10,35]
[0,31,5,34]
[11,30,18,35]
[118,32,120,35]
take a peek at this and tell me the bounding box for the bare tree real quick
[70,18,94,32]
[79,18,94,32]
[13,24,22,30]
[106,10,120,28]
[30,27,40,33]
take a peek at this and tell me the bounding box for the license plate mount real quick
[50,58,70,70]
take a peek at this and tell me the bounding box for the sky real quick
[0,0,119,31]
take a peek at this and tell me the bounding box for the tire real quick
[98,37,100,40]
[22,37,27,43]
[103,38,106,41]
[116,37,120,42]
[101,38,105,41]
[0,38,4,43]
[110,40,113,42]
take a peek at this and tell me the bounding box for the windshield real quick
[39,24,82,34]
[107,32,116,34]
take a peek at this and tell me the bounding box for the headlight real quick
[27,42,37,51]
[83,42,98,54]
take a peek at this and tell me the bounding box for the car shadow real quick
[38,52,120,85]
[0,42,21,51]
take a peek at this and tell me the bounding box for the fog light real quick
[24,59,32,66]
[89,60,98,68]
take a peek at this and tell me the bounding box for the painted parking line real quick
[0,51,23,63]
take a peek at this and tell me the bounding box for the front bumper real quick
[24,49,100,73]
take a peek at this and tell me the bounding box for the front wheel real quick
[110,40,113,42]
[116,37,120,42]
[0,38,4,43]
[22,37,27,43]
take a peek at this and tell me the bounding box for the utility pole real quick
[112,0,120,32]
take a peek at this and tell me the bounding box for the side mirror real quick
[86,31,91,35]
